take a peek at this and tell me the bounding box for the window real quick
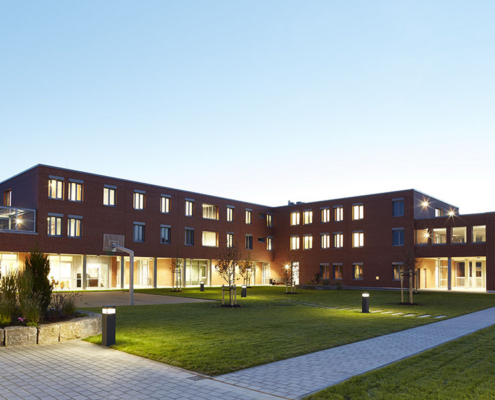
[432,228,447,244]
[303,210,313,225]
[48,178,64,200]
[334,207,343,222]
[452,227,467,244]
[320,233,330,249]
[202,231,219,247]
[227,233,234,248]
[3,190,11,206]
[258,237,265,243]
[321,208,330,223]
[67,217,82,238]
[185,199,194,216]
[160,225,171,244]
[133,192,145,210]
[47,215,62,236]
[68,181,83,202]
[267,214,273,227]
[334,233,344,248]
[303,235,313,250]
[245,234,253,250]
[258,212,266,219]
[227,206,234,222]
[245,210,252,224]
[161,196,171,213]
[133,223,145,242]
[202,204,218,220]
[393,199,404,217]
[290,236,300,250]
[267,237,273,251]
[472,226,486,243]
[185,228,194,245]
[290,211,300,226]
[392,228,404,246]
[333,264,343,280]
[352,232,364,248]
[393,263,404,280]
[415,229,429,245]
[352,204,364,220]
[435,208,444,217]
[353,264,363,280]
[320,264,330,279]
[103,186,116,206]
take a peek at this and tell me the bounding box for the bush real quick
[313,272,321,285]
[321,279,330,286]
[24,244,53,314]
[16,270,42,325]
[0,272,18,325]
[50,292,81,317]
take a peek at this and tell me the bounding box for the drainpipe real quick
[112,244,134,305]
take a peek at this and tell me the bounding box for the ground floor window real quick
[48,255,83,290]
[393,263,404,280]
[0,253,18,280]
[333,264,343,280]
[185,259,208,286]
[353,264,363,280]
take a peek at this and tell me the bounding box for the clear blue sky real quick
[1,1,494,213]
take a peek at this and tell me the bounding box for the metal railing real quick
[0,206,36,233]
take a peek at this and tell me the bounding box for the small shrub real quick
[321,278,330,286]
[313,272,321,285]
[0,272,18,325]
[335,281,343,290]
[0,300,14,325]
[17,270,42,325]
[50,292,81,317]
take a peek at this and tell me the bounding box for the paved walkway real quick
[75,292,213,308]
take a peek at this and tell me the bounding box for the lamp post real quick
[102,305,116,346]
[362,293,369,313]
[241,285,247,297]
[200,281,205,292]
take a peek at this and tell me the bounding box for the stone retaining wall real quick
[0,313,101,347]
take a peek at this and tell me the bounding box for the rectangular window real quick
[267,236,273,251]
[334,233,344,248]
[227,233,234,248]
[266,214,273,227]
[133,223,145,242]
[334,207,343,222]
[433,228,447,244]
[185,228,194,245]
[245,210,252,224]
[290,236,300,250]
[202,231,219,247]
[103,186,116,206]
[227,206,234,222]
[435,208,444,217]
[415,229,429,245]
[160,226,171,244]
[67,217,82,238]
[320,264,330,279]
[393,263,404,280]
[321,208,330,223]
[48,178,64,200]
[202,204,219,220]
[352,204,364,220]
[258,237,265,243]
[452,227,467,244]
[392,229,404,246]
[68,182,83,202]
[353,264,363,280]
[185,200,194,216]
[303,235,313,250]
[161,196,171,213]
[258,212,266,219]
[245,234,253,250]
[4,190,12,206]
[320,234,330,249]
[333,264,343,280]
[290,211,300,226]
[303,210,313,225]
[352,232,364,248]
[133,192,145,210]
[392,199,404,217]
[47,216,62,236]
[472,226,486,243]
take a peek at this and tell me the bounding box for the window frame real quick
[67,216,82,238]
[352,204,364,220]
[202,204,219,220]
[267,236,273,251]
[321,208,330,223]
[303,234,313,250]
[68,180,83,203]
[133,222,145,243]
[160,225,171,244]
[290,235,300,251]
[392,199,404,217]
[333,264,343,280]
[392,228,405,246]
[47,214,63,237]
[185,228,195,246]
[245,234,253,250]
[333,232,344,248]
[290,211,300,226]
[160,195,171,214]
[185,199,194,217]
[266,213,273,227]
[353,263,364,280]
[245,209,253,225]
[320,233,330,249]
[48,177,64,200]
[227,232,234,248]
[133,191,145,210]
[4,190,12,206]
[334,206,343,222]
[227,206,234,222]
[352,231,364,248]
[103,185,117,207]
[303,210,313,225]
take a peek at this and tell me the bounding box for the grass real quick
[82,287,495,376]
[306,325,495,399]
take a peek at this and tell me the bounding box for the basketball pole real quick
[112,244,135,306]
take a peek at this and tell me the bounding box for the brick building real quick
[0,165,493,292]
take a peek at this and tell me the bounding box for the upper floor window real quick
[227,206,234,222]
[452,227,466,244]
[133,192,145,210]
[133,223,145,242]
[3,190,11,206]
[415,229,429,245]
[48,177,64,200]
[160,225,171,244]
[334,233,344,248]
[321,234,330,249]
[392,228,404,246]
[245,234,253,250]
[202,231,219,247]
[352,204,364,220]
[333,264,343,280]
[47,215,62,236]
[185,199,194,217]
[267,236,273,251]
[245,210,252,224]
[334,207,343,222]
[68,181,83,202]
[161,195,171,213]
[321,208,330,223]
[103,186,116,206]
[303,235,313,250]
[290,211,300,226]
[392,199,404,217]
[435,208,444,217]
[352,231,364,248]
[303,210,313,225]
[203,204,219,220]
[185,228,194,245]
[267,214,273,227]
[432,228,447,244]
[67,216,82,238]
[353,264,363,280]
[472,226,486,243]
[227,233,234,248]
[290,236,300,250]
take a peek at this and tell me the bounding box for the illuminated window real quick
[435,208,444,217]
[290,212,300,226]
[320,234,330,249]
[303,235,313,250]
[185,200,194,216]
[352,231,364,247]
[185,228,194,245]
[392,228,404,246]
[67,217,82,238]
[393,263,404,280]
[303,210,313,225]
[392,199,404,217]
[203,204,219,220]
[68,181,83,202]
[133,192,145,210]
[245,234,253,250]
[353,264,363,280]
[160,226,171,244]
[4,190,12,206]
[321,208,330,223]
[352,204,364,220]
[333,264,343,280]
[227,233,234,248]
[452,227,466,244]
[415,229,429,245]
[161,196,171,213]
[432,228,447,244]
[472,226,486,243]
[48,178,64,200]
[202,231,219,247]
[334,207,343,222]
[267,214,273,227]
[133,223,145,242]
[227,206,234,222]
[333,233,343,248]
[47,215,62,236]
[103,186,116,206]
[290,236,300,250]
[267,236,273,251]
[246,210,252,224]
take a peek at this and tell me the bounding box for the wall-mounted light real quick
[376,276,379,280]
[422,201,429,207]
[448,210,455,217]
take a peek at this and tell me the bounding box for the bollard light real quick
[200,281,205,292]
[241,285,247,298]
[102,305,116,346]
[362,293,370,313]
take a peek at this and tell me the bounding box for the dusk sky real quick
[1,1,494,213]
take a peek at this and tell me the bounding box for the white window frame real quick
[290,235,300,251]
[334,206,343,222]
[352,231,364,248]
[303,210,313,225]
[303,234,313,250]
[185,199,194,217]
[352,204,364,220]
[333,232,344,248]
[321,208,330,223]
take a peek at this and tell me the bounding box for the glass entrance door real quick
[262,263,270,284]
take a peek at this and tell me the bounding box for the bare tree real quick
[171,258,183,292]
[239,253,256,287]
[215,242,241,306]
[283,252,298,294]
[401,249,422,304]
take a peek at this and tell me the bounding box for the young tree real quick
[401,249,422,304]
[283,252,298,294]
[24,244,53,314]
[171,258,183,292]
[239,253,255,287]
[215,242,241,306]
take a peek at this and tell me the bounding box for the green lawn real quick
[82,287,495,376]
[306,325,495,399]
